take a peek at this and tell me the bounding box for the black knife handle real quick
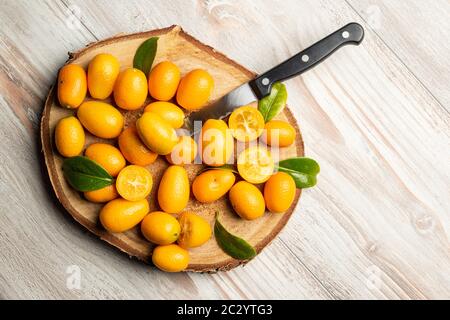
[249,23,364,99]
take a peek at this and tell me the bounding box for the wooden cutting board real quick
[40,25,304,272]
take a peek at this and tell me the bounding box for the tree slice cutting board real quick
[40,25,304,272]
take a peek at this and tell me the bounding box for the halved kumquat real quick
[228,105,265,142]
[237,146,274,184]
[116,165,153,201]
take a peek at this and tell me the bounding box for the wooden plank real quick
[0,0,449,299]
[347,0,450,110]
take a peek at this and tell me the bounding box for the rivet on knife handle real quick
[249,23,365,99]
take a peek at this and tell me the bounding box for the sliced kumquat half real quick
[228,105,265,142]
[116,165,153,201]
[237,146,274,184]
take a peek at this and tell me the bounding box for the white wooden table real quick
[0,0,449,300]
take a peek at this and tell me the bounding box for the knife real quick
[183,22,364,134]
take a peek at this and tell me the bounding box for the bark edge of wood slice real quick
[40,25,305,272]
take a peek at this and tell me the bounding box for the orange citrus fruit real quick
[152,244,189,272]
[228,105,265,142]
[118,126,158,166]
[141,211,181,245]
[148,61,181,101]
[261,120,296,147]
[144,101,185,129]
[116,165,153,201]
[114,68,148,110]
[87,53,120,99]
[192,169,235,203]
[57,64,87,109]
[136,112,178,155]
[77,101,124,139]
[177,211,212,249]
[199,119,234,167]
[229,181,265,220]
[54,116,85,157]
[157,165,189,214]
[99,198,149,233]
[264,172,296,213]
[84,143,126,177]
[84,184,119,203]
[237,146,274,184]
[176,69,214,111]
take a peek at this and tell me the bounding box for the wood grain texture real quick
[347,0,450,111]
[0,0,449,299]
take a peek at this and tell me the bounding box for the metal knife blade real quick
[181,83,256,135]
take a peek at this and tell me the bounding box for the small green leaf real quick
[62,156,114,192]
[196,164,238,176]
[276,157,320,189]
[133,37,158,76]
[258,82,287,122]
[214,213,256,260]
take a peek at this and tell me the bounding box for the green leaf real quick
[258,82,287,122]
[62,156,114,192]
[133,37,158,76]
[196,164,238,176]
[214,213,256,260]
[276,157,320,189]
